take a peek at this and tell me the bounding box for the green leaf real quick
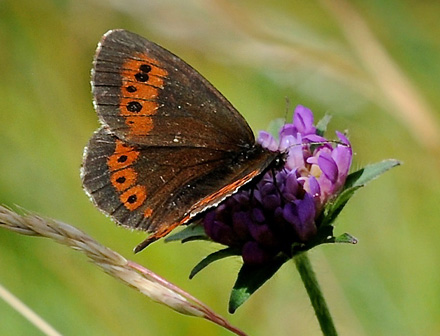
[229,255,289,313]
[344,159,401,190]
[164,221,207,243]
[189,247,240,279]
[316,114,332,136]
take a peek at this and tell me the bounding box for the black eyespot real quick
[127,195,137,203]
[127,101,143,112]
[139,64,152,73]
[135,72,149,82]
[117,155,128,163]
[126,85,137,93]
[116,176,126,183]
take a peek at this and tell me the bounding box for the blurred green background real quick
[1,0,439,335]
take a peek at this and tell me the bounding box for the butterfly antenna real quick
[284,97,291,122]
[282,138,351,154]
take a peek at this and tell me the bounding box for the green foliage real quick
[189,247,241,279]
[229,255,288,313]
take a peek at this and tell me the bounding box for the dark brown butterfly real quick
[81,30,279,252]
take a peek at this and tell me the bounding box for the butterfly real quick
[81,30,279,252]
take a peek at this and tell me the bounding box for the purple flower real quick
[203,105,352,264]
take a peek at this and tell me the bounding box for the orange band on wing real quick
[107,140,139,171]
[193,170,260,210]
[119,53,168,137]
[124,116,154,136]
[120,185,147,211]
[110,167,137,192]
[134,215,190,253]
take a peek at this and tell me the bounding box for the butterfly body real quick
[81,30,278,251]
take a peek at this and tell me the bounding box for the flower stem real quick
[294,252,338,336]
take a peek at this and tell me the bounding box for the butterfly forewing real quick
[92,29,254,150]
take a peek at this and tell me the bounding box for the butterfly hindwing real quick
[82,127,277,246]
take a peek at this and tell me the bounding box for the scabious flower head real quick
[203,105,352,264]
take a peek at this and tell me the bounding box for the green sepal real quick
[164,221,208,243]
[331,232,358,244]
[229,254,289,313]
[316,114,332,136]
[321,185,363,227]
[300,224,334,250]
[189,247,241,279]
[267,118,286,139]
